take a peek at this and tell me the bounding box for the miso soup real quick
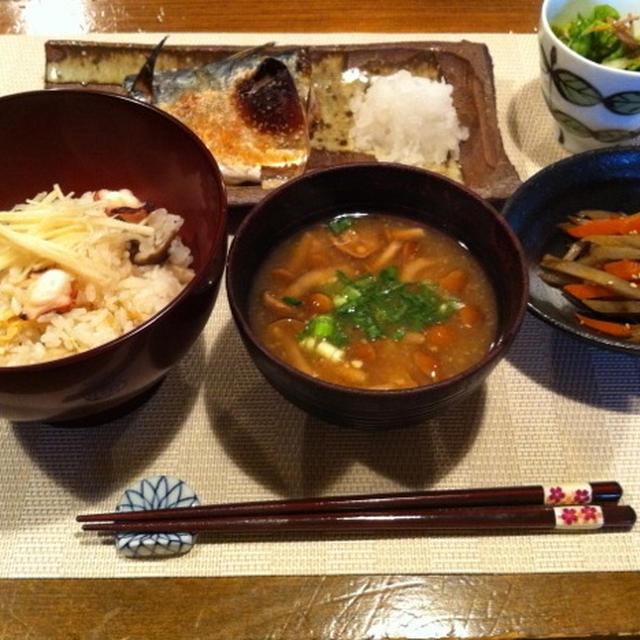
[249,214,498,389]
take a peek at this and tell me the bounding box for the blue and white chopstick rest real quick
[115,475,199,558]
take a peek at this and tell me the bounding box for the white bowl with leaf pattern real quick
[540,0,640,152]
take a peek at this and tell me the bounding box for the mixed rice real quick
[0,186,194,365]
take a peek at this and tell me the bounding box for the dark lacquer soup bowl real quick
[0,90,227,423]
[226,163,527,429]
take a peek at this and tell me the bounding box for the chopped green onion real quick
[282,296,302,307]
[299,267,459,349]
[300,314,348,347]
[379,265,398,281]
[327,216,356,235]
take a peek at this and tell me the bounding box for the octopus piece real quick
[23,268,75,320]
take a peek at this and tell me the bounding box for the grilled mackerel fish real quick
[125,43,312,188]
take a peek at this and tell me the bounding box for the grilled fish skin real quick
[125,42,312,188]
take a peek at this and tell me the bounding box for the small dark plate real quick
[502,146,640,354]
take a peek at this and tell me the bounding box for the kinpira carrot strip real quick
[566,214,640,238]
[603,260,640,281]
[563,283,616,299]
[542,210,640,340]
[575,313,633,338]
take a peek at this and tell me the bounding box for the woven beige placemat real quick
[0,33,639,578]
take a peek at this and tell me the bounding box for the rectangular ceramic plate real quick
[44,40,521,208]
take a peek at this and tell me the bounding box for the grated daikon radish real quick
[350,70,469,167]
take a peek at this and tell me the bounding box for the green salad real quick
[552,4,640,70]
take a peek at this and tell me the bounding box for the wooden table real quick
[1,2,640,638]
[0,1,539,35]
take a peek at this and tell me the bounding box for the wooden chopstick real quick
[77,481,622,524]
[80,504,636,535]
